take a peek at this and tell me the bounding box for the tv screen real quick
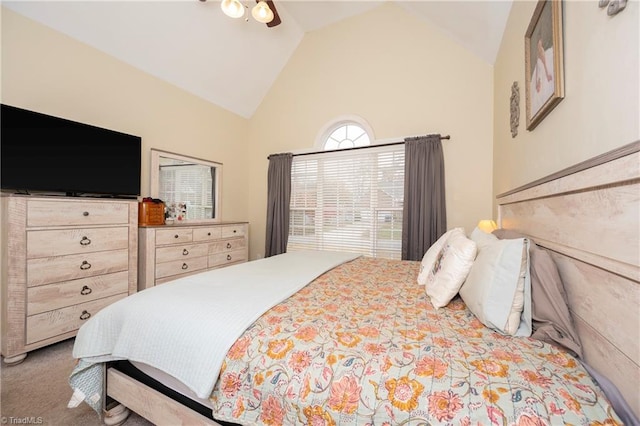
[1,104,141,198]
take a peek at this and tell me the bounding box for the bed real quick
[69,140,639,425]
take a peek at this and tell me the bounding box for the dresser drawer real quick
[27,271,129,316]
[27,249,129,287]
[27,227,129,259]
[221,225,246,239]
[193,227,223,242]
[156,256,208,279]
[209,237,247,254]
[138,222,249,292]
[26,293,127,345]
[27,200,130,227]
[155,270,201,285]
[155,228,193,246]
[209,249,247,268]
[156,243,209,263]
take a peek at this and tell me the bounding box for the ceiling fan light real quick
[221,0,245,19]
[252,1,274,24]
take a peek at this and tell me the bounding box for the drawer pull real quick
[174,234,179,239]
[226,242,232,249]
[80,260,92,270]
[233,229,237,233]
[80,236,92,246]
[83,211,89,217]
[80,285,92,295]
[79,310,91,320]
[207,232,211,236]
[182,263,189,270]
[183,249,189,256]
[227,254,232,261]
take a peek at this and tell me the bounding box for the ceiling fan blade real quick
[265,0,281,27]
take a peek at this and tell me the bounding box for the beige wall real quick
[247,3,495,259]
[493,1,639,205]
[1,7,249,222]
[10,2,624,261]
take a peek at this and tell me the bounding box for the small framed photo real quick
[525,0,564,131]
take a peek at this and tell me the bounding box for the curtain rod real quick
[267,134,450,160]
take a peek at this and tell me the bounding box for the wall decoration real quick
[599,0,627,16]
[510,81,520,138]
[525,0,564,131]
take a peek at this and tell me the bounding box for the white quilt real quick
[70,250,359,409]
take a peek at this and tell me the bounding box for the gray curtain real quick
[402,135,447,261]
[265,153,293,257]
[210,167,216,218]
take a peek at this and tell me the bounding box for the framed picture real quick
[525,0,564,130]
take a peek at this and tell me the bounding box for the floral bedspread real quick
[209,257,621,425]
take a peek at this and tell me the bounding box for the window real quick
[315,117,375,151]
[323,123,371,150]
[288,122,404,259]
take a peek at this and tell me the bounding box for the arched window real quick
[323,123,370,150]
[316,116,374,151]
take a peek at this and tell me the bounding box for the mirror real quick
[150,149,222,223]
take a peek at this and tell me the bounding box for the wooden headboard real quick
[496,141,640,418]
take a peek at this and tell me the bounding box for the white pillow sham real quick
[424,230,477,309]
[470,228,529,334]
[417,228,462,285]
[504,248,528,335]
[469,226,497,250]
[460,233,532,336]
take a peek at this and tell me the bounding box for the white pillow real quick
[417,228,462,285]
[459,237,532,336]
[424,230,477,309]
[469,226,498,250]
[504,249,528,335]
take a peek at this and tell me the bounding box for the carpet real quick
[0,338,151,426]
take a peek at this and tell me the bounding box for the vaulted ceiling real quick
[3,1,512,119]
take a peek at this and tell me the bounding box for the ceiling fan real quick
[201,0,281,27]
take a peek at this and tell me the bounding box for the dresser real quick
[138,222,249,289]
[0,195,138,365]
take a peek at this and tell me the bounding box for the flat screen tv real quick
[1,104,141,198]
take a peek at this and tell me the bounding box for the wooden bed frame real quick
[103,140,640,425]
[497,140,639,418]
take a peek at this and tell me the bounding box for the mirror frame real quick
[150,148,223,223]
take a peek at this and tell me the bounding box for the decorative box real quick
[138,201,165,226]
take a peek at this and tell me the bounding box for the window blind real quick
[159,164,213,220]
[288,144,405,259]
